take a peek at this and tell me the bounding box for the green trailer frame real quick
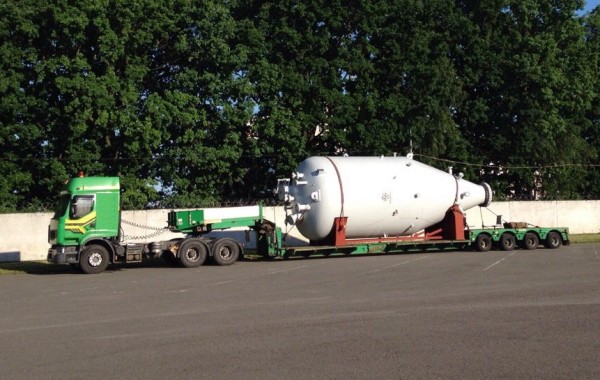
[254,224,570,259]
[168,205,570,259]
[168,206,263,234]
[467,226,569,252]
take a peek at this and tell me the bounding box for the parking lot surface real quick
[1,244,599,379]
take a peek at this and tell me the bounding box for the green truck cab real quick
[47,176,125,273]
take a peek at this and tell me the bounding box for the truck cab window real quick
[70,195,95,219]
[53,194,71,218]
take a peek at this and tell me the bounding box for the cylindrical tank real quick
[277,155,491,241]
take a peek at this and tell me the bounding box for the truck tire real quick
[80,245,110,274]
[178,239,208,268]
[211,238,240,266]
[499,233,516,251]
[475,234,492,252]
[522,232,539,250]
[544,231,562,249]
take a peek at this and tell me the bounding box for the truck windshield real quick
[53,194,70,218]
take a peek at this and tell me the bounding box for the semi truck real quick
[47,155,569,274]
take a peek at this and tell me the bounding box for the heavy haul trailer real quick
[48,155,570,274]
[267,154,569,257]
[166,204,569,259]
[260,208,569,259]
[273,155,569,256]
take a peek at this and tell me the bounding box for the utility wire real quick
[2,152,600,171]
[414,153,600,170]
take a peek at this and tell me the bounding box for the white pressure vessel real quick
[277,155,491,241]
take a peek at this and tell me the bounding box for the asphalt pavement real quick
[1,244,599,379]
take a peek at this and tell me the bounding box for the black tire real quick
[178,239,208,268]
[80,244,110,274]
[475,234,492,252]
[211,238,240,266]
[499,233,516,251]
[522,232,539,250]
[544,231,562,249]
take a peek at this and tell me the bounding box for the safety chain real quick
[121,219,166,230]
[121,219,171,240]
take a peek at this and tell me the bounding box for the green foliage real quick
[582,7,600,198]
[0,0,599,212]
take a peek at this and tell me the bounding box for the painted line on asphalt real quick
[483,251,519,271]
[595,249,600,260]
[367,255,431,274]
[268,265,307,275]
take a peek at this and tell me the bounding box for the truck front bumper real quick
[47,246,79,264]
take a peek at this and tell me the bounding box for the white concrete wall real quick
[0,212,54,262]
[1,201,598,262]
[463,201,600,234]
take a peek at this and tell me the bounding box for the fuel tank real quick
[277,155,491,241]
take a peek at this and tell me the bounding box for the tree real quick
[1,0,598,212]
[0,1,255,210]
[581,7,600,198]
[455,0,594,199]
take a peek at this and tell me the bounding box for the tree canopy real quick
[1,0,599,212]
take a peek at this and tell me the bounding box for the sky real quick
[583,0,600,13]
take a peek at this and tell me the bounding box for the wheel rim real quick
[476,235,492,252]
[185,248,200,262]
[217,246,232,260]
[500,234,516,251]
[88,252,103,267]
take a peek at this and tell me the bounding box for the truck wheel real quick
[499,234,516,251]
[178,239,207,268]
[475,234,492,252]
[544,231,562,249]
[522,232,539,250]
[211,238,240,266]
[80,245,110,274]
